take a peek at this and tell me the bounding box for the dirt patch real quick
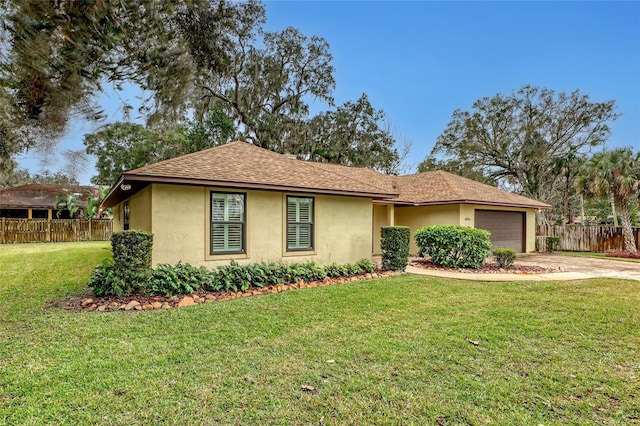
[410,258,553,274]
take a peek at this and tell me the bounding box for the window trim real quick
[210,191,246,255]
[286,196,315,252]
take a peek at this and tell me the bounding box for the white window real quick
[287,196,314,251]
[211,192,245,254]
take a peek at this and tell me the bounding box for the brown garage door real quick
[474,210,525,252]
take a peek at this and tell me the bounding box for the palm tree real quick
[54,190,82,218]
[86,186,111,219]
[576,148,640,253]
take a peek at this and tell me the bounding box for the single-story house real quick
[101,141,550,267]
[0,184,98,219]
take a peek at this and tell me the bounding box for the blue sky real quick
[18,1,640,183]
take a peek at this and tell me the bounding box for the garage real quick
[474,210,525,252]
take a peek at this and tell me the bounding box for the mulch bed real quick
[57,270,401,313]
[410,258,553,274]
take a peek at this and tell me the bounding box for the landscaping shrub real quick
[89,254,381,297]
[381,226,411,271]
[88,258,127,297]
[111,230,154,295]
[355,258,376,273]
[88,231,154,297]
[217,261,254,292]
[414,225,491,269]
[492,248,516,268]
[148,263,221,296]
[545,236,560,253]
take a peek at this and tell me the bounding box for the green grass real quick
[559,250,640,263]
[1,242,639,425]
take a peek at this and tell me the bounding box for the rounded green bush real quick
[414,225,491,269]
[492,248,516,268]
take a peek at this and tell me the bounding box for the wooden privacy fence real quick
[0,218,113,244]
[536,224,640,252]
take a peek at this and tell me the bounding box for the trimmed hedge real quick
[492,248,516,268]
[92,230,154,297]
[89,258,377,297]
[414,225,491,269]
[381,226,411,271]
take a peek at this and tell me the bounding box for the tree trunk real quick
[616,198,637,253]
[580,194,586,225]
[610,193,619,227]
[563,176,570,224]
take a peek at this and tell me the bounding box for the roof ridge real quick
[436,170,468,199]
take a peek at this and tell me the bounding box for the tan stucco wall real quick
[144,184,372,267]
[395,204,461,255]
[462,204,536,252]
[111,185,152,233]
[129,185,152,232]
[372,204,389,255]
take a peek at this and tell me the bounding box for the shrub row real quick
[90,258,376,297]
[415,225,491,269]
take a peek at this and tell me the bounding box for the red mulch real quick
[410,258,553,274]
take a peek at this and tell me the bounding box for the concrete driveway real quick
[516,253,640,281]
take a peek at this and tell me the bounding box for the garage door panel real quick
[474,210,524,252]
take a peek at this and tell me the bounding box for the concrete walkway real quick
[406,253,640,282]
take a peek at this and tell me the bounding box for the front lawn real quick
[1,242,638,425]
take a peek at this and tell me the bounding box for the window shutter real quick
[211,193,245,254]
[287,197,313,250]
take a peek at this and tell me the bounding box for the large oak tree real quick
[428,85,618,220]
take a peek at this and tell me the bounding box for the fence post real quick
[1,217,5,244]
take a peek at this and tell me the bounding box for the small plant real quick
[381,226,411,271]
[218,261,253,292]
[355,258,375,273]
[415,225,491,269]
[147,263,219,296]
[492,248,516,268]
[324,263,343,278]
[88,258,127,297]
[545,236,560,253]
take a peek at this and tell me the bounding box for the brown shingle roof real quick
[393,171,550,208]
[301,162,549,208]
[102,141,550,209]
[0,184,97,209]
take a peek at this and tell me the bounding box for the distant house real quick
[101,141,550,267]
[0,184,98,219]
